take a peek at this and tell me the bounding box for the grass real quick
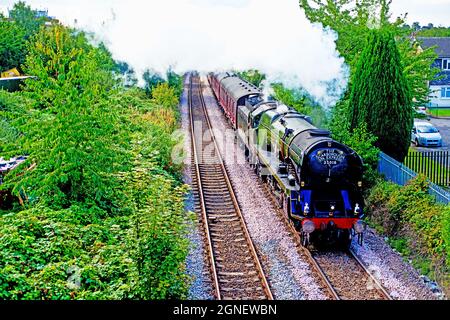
[428,108,450,117]
[406,148,450,187]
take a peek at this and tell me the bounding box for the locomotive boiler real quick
[208,72,365,247]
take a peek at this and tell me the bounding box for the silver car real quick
[411,122,443,147]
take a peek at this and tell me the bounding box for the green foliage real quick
[8,1,45,39]
[367,176,450,293]
[0,18,189,300]
[23,25,116,109]
[398,40,440,107]
[416,27,450,37]
[0,18,26,71]
[330,119,379,186]
[116,61,138,87]
[272,83,328,128]
[300,0,438,108]
[152,82,179,109]
[3,25,122,209]
[236,69,266,87]
[121,150,190,299]
[166,68,183,98]
[349,28,412,162]
[142,68,183,99]
[143,69,165,96]
[0,1,45,72]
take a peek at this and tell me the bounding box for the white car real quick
[415,107,430,120]
[411,122,443,147]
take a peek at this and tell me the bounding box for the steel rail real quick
[206,73,392,301]
[264,182,392,300]
[261,184,340,300]
[188,74,221,300]
[349,249,393,300]
[189,74,273,300]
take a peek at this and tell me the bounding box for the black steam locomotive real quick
[208,72,365,247]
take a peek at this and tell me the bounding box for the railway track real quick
[309,249,392,300]
[260,182,392,300]
[188,73,273,300]
[197,72,391,300]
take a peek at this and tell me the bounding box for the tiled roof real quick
[417,37,450,57]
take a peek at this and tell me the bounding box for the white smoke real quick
[0,0,349,107]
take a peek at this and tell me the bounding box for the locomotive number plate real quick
[316,149,345,166]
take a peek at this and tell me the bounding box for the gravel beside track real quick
[350,228,441,300]
[201,75,328,300]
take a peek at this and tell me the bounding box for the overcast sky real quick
[0,0,449,26]
[0,0,448,107]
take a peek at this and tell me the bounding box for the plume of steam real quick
[1,0,349,108]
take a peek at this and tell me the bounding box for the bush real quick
[151,83,179,110]
[367,175,450,294]
[331,121,380,187]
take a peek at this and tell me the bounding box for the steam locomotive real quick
[208,72,365,247]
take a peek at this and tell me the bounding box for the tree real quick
[0,2,46,72]
[300,0,438,107]
[0,18,26,71]
[11,25,124,209]
[8,1,45,39]
[349,28,412,162]
[412,22,421,31]
[116,61,138,87]
[236,69,266,87]
[417,26,450,37]
[143,69,164,96]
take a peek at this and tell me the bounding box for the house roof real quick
[417,37,450,57]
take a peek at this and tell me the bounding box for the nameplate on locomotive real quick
[315,149,345,166]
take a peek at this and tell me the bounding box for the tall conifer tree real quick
[349,28,413,162]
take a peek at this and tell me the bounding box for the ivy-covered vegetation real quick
[0,5,190,299]
[367,176,450,295]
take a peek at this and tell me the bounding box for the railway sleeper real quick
[207,217,240,223]
[220,287,264,293]
[208,214,240,219]
[219,277,261,284]
[209,226,242,234]
[207,216,240,222]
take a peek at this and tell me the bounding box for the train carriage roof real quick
[216,72,233,82]
[220,76,262,101]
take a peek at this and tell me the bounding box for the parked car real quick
[414,107,431,120]
[411,121,443,147]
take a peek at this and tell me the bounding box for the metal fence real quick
[404,150,449,187]
[378,152,450,205]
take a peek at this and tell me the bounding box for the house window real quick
[441,87,450,98]
[442,59,450,70]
